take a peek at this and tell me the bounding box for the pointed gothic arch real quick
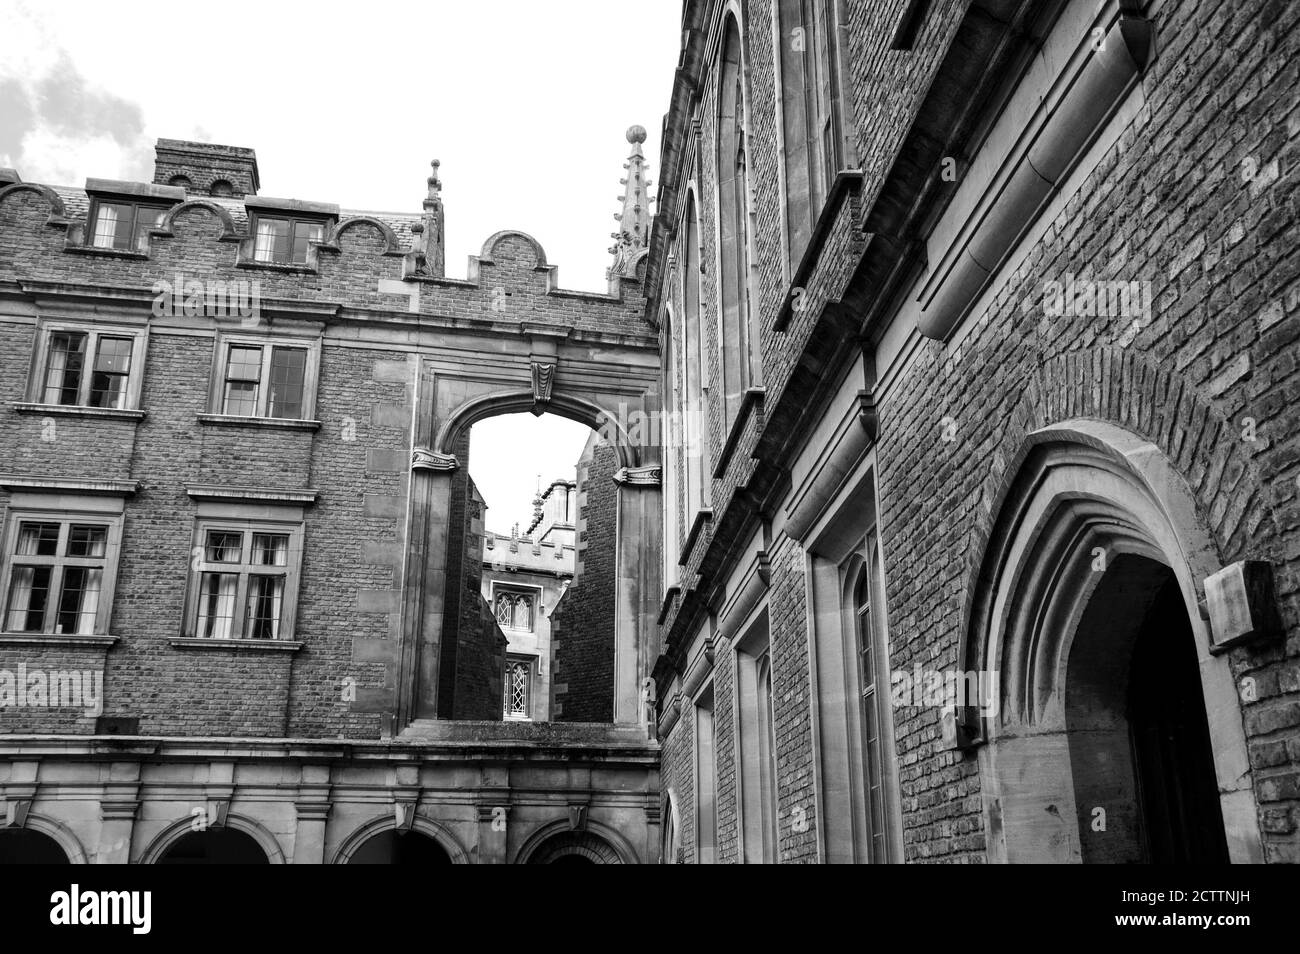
[959,419,1263,863]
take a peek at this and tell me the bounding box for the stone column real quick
[292,764,332,864]
[98,760,142,864]
[612,465,662,726]
[403,450,459,722]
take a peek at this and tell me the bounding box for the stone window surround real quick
[72,179,184,259]
[503,653,535,721]
[21,317,150,414]
[731,608,777,864]
[177,488,314,648]
[799,453,905,864]
[768,0,857,279]
[490,581,544,634]
[235,196,339,274]
[692,678,717,864]
[202,327,322,424]
[0,481,134,646]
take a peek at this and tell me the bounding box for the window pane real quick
[43,332,87,405]
[92,203,134,250]
[267,347,306,419]
[91,204,119,249]
[223,380,258,416]
[5,565,52,631]
[245,574,284,639]
[198,572,238,638]
[226,345,262,381]
[205,531,243,563]
[505,660,529,718]
[133,207,166,252]
[254,218,290,262]
[56,565,102,635]
[251,534,289,566]
[67,525,108,558]
[291,221,323,263]
[89,336,133,409]
[15,522,60,557]
[223,345,262,415]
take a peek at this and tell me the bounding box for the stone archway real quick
[140,813,287,864]
[519,829,626,864]
[397,346,661,728]
[331,815,469,864]
[959,419,1263,863]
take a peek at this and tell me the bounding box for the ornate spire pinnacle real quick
[412,159,445,278]
[607,125,652,282]
[424,159,442,209]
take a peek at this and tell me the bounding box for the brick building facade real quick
[651,0,1300,864]
[1,0,1297,865]
[0,138,661,863]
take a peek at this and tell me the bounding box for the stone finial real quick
[607,125,653,283]
[425,160,442,208]
[414,159,445,278]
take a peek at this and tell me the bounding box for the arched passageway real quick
[961,421,1261,863]
[0,828,70,864]
[156,828,269,864]
[346,830,452,864]
[1065,553,1228,863]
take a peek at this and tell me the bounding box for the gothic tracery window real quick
[504,657,532,720]
[494,590,536,632]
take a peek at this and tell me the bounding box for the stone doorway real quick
[1065,553,1229,863]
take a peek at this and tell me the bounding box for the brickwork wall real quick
[656,0,1300,865]
[552,439,618,722]
[0,139,650,741]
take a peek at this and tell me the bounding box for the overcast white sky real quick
[0,0,681,534]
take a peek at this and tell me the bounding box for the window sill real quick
[169,637,303,652]
[64,245,149,260]
[680,508,713,566]
[712,387,765,479]
[236,259,317,274]
[657,585,681,625]
[197,413,321,432]
[13,403,145,422]
[773,169,864,333]
[0,632,118,649]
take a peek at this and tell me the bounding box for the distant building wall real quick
[552,434,618,722]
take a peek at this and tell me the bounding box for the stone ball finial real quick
[626,125,647,144]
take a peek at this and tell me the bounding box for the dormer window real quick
[89,200,168,252]
[252,215,324,265]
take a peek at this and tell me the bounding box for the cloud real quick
[0,77,35,166]
[37,53,146,145]
[0,51,151,182]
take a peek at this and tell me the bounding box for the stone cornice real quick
[184,484,318,505]
[0,475,141,496]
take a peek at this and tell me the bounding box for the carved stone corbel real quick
[530,360,556,413]
[412,448,459,472]
[613,465,661,487]
[2,798,32,828]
